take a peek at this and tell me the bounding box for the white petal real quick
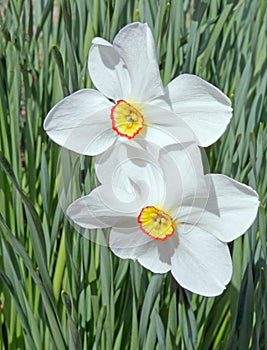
[149,95,172,110]
[137,238,175,273]
[138,126,181,149]
[171,226,232,296]
[110,228,175,273]
[195,174,259,242]
[166,74,232,147]
[92,37,113,46]
[95,129,206,216]
[136,104,197,148]
[67,185,139,229]
[159,142,207,212]
[88,39,131,100]
[95,141,154,184]
[113,22,164,101]
[95,142,166,205]
[44,89,117,155]
[110,227,152,249]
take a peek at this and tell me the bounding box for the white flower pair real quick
[44,23,259,296]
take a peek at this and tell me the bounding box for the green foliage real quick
[0,0,266,349]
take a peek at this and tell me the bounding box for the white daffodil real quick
[67,142,259,296]
[44,22,232,156]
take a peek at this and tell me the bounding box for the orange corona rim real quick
[138,206,174,241]
[110,100,144,139]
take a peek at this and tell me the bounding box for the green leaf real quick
[62,291,82,350]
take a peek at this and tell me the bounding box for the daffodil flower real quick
[44,22,232,155]
[67,143,259,296]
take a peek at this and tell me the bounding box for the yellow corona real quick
[138,206,174,241]
[110,100,144,139]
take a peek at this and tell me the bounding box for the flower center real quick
[138,206,174,241]
[110,100,144,139]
